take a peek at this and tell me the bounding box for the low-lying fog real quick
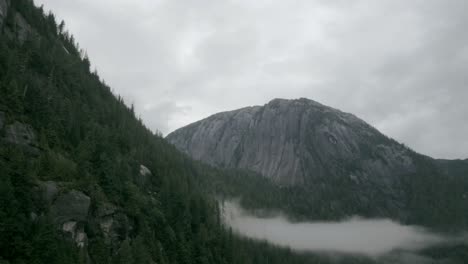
[220,200,454,257]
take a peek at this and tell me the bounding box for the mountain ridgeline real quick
[167,98,468,229]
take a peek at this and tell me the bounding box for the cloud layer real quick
[221,200,446,257]
[35,0,468,158]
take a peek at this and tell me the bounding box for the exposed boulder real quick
[62,220,78,234]
[4,121,36,145]
[136,164,152,187]
[50,190,91,224]
[96,202,130,246]
[62,221,88,248]
[3,121,39,154]
[140,164,151,176]
[75,229,88,248]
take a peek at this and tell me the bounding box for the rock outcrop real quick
[3,121,40,155]
[0,0,8,28]
[0,2,35,42]
[50,190,91,224]
[33,183,95,250]
[62,220,88,248]
[94,201,134,247]
[38,181,59,205]
[34,182,135,252]
[167,98,416,187]
[136,164,152,187]
[14,12,33,43]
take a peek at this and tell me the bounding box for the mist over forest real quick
[221,200,467,263]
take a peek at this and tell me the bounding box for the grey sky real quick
[35,0,468,159]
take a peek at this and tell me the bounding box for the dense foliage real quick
[199,152,468,231]
[0,1,378,264]
[0,1,318,263]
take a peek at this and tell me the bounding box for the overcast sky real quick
[35,0,468,159]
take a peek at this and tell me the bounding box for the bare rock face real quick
[3,121,40,155]
[62,221,88,248]
[136,164,152,187]
[4,121,37,145]
[0,0,8,28]
[1,7,34,42]
[96,202,131,246]
[50,190,91,224]
[167,98,416,188]
[48,189,91,248]
[14,12,33,43]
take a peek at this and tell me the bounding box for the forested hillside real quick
[0,1,328,263]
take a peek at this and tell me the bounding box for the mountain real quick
[167,98,468,228]
[167,98,415,186]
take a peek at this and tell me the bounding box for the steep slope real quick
[167,98,468,228]
[167,98,415,186]
[0,2,333,264]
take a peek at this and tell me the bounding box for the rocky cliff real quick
[0,109,160,260]
[167,98,416,187]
